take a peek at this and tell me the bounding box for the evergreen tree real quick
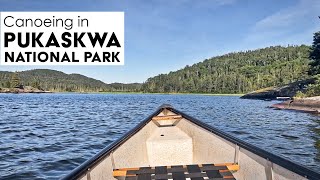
[10,72,21,88]
[309,31,320,75]
[31,78,41,89]
[5,81,10,88]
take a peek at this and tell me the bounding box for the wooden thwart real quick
[152,115,182,121]
[113,163,239,180]
[226,164,240,171]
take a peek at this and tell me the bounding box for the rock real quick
[241,78,315,100]
[270,97,320,114]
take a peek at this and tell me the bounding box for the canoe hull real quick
[63,105,319,180]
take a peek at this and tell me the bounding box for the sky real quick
[0,0,319,83]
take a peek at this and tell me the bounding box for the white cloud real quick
[254,0,319,30]
[244,0,320,47]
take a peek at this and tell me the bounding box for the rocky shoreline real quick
[241,78,315,100]
[0,86,52,93]
[239,78,320,114]
[270,97,320,114]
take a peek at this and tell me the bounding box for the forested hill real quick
[0,45,312,93]
[142,45,311,94]
[0,69,141,92]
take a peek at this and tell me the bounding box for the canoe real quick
[63,104,320,180]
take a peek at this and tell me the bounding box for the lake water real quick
[0,93,319,179]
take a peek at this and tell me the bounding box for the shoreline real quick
[270,97,320,114]
[0,90,244,96]
[95,92,244,96]
[0,87,52,94]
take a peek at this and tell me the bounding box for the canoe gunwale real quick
[62,104,320,180]
[170,108,320,180]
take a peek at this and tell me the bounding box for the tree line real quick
[0,69,141,92]
[142,45,311,94]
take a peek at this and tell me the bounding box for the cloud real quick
[244,0,320,47]
[254,0,319,31]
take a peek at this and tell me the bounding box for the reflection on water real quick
[0,93,319,179]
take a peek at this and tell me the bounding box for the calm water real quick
[0,94,319,179]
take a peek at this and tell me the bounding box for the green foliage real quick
[10,72,21,88]
[309,31,320,75]
[0,69,141,92]
[304,75,320,97]
[142,45,311,93]
[295,91,306,98]
[31,78,41,90]
[5,81,10,88]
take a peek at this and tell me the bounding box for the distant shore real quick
[0,89,243,96]
[95,92,244,96]
[0,87,52,93]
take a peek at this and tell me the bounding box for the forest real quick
[0,69,141,92]
[142,45,311,93]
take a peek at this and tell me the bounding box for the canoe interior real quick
[68,106,317,180]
